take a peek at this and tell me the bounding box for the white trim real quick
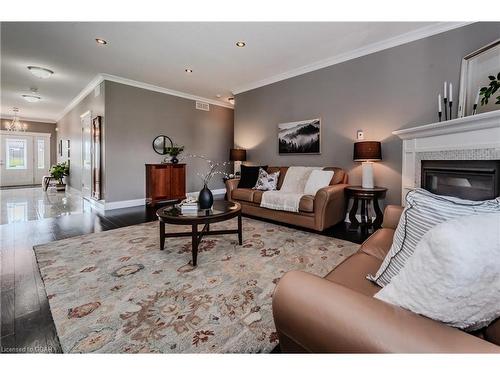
[104,198,146,210]
[0,130,51,138]
[0,115,56,124]
[55,73,234,122]
[392,110,500,140]
[101,189,227,210]
[186,188,226,199]
[101,74,234,110]
[232,22,471,94]
[56,75,104,122]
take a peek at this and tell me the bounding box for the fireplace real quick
[421,160,500,201]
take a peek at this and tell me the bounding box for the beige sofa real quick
[225,167,348,231]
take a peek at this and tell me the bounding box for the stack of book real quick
[179,201,199,214]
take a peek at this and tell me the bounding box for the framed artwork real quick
[278,118,320,154]
[458,38,500,117]
[91,116,102,200]
[58,139,62,156]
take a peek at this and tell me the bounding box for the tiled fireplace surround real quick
[393,110,500,203]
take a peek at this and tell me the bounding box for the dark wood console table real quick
[145,163,186,205]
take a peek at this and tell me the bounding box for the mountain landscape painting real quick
[278,118,321,154]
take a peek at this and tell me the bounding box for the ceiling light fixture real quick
[236,41,246,47]
[27,66,54,79]
[95,38,108,45]
[228,97,235,105]
[185,68,193,73]
[22,94,42,103]
[6,108,26,132]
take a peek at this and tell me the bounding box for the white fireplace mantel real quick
[393,110,500,202]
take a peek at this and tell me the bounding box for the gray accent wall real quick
[234,22,500,205]
[56,82,105,190]
[1,119,57,165]
[104,81,234,203]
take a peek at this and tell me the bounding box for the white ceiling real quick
[1,22,467,122]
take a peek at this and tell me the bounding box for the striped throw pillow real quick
[368,188,500,287]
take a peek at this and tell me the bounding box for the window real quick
[6,139,27,169]
[37,139,45,169]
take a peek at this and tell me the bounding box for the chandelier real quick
[5,108,27,132]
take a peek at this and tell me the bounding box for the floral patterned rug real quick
[34,217,359,353]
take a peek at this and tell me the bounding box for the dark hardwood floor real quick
[0,202,367,354]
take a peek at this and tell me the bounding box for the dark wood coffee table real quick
[156,200,242,266]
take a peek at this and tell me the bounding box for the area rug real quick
[34,217,359,353]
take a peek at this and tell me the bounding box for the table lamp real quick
[353,141,382,189]
[230,148,247,176]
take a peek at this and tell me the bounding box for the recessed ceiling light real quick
[185,68,193,73]
[228,97,235,105]
[95,38,108,45]
[22,94,42,103]
[236,41,246,48]
[27,66,54,79]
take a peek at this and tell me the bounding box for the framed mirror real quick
[152,135,173,155]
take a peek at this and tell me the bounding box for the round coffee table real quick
[156,200,242,266]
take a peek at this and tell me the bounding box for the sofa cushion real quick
[232,188,255,203]
[325,253,381,297]
[299,195,314,213]
[323,167,346,185]
[268,167,289,189]
[358,228,395,261]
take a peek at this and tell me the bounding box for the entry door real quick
[0,133,34,186]
[34,135,51,184]
[81,111,92,199]
[0,132,51,187]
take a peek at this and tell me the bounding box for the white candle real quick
[444,81,447,99]
[474,89,480,105]
[449,83,453,102]
[438,94,442,112]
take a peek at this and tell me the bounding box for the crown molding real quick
[0,114,56,124]
[101,74,234,110]
[55,73,234,122]
[232,22,472,95]
[56,74,105,122]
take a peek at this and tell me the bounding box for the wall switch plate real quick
[357,130,364,140]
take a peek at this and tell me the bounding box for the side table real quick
[345,186,388,231]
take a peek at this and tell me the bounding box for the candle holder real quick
[449,101,453,120]
[444,97,448,120]
[438,111,442,122]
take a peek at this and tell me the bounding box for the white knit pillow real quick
[304,170,334,195]
[375,213,500,331]
[368,189,500,287]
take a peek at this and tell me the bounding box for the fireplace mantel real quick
[393,110,500,203]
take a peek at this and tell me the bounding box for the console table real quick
[145,163,186,205]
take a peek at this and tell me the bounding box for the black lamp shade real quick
[353,141,382,162]
[230,148,247,162]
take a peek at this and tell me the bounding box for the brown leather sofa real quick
[272,205,500,353]
[225,167,348,231]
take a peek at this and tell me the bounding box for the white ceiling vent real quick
[195,101,210,111]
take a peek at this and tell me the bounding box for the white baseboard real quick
[104,198,146,210]
[101,188,227,211]
[186,188,226,198]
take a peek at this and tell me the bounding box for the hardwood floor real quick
[0,189,367,353]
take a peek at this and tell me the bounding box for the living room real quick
[1,1,500,374]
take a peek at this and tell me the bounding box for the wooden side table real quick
[345,186,388,231]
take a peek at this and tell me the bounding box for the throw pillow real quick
[375,213,500,331]
[238,165,267,189]
[280,166,321,193]
[253,168,280,191]
[368,188,500,287]
[304,170,334,195]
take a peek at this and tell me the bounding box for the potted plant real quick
[165,144,185,164]
[49,161,69,191]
